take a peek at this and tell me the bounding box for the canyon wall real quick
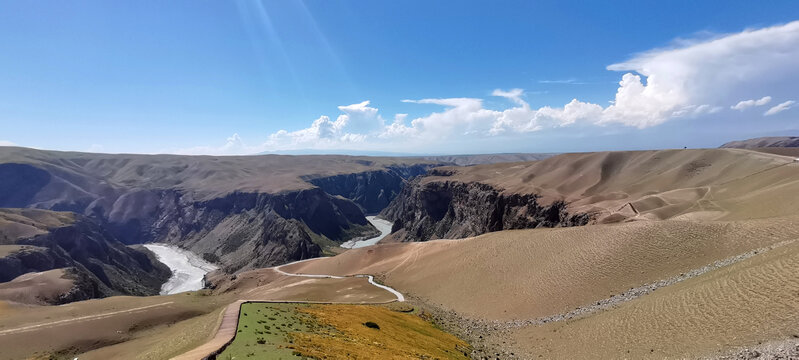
[381,178,591,242]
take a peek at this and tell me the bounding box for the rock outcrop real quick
[303,164,434,214]
[381,179,591,242]
[0,209,171,304]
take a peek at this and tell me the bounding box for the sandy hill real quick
[4,147,799,359]
[279,147,799,358]
[720,136,799,148]
[382,148,799,242]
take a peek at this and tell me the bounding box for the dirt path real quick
[273,258,405,301]
[0,301,174,337]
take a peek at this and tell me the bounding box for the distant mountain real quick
[260,149,557,166]
[259,149,420,157]
[720,136,799,148]
[420,153,556,166]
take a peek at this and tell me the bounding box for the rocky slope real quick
[0,209,170,304]
[303,164,433,214]
[381,176,590,242]
[0,147,441,271]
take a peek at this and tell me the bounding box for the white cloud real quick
[602,20,799,127]
[764,100,795,116]
[732,96,772,111]
[538,79,587,85]
[176,21,799,155]
[0,140,16,146]
[491,88,525,104]
[175,133,261,155]
[86,144,105,153]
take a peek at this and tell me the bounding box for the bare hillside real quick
[382,148,799,241]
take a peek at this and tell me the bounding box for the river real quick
[143,244,219,295]
[340,216,393,249]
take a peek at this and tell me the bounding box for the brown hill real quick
[382,148,799,241]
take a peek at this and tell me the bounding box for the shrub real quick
[363,321,380,329]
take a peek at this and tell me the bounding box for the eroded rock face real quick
[381,179,591,242]
[0,214,171,304]
[51,187,377,272]
[0,149,440,272]
[304,165,435,214]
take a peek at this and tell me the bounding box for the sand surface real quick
[285,216,799,321]
[144,244,218,295]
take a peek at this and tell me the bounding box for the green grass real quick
[216,303,313,360]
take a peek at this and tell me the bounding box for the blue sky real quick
[1,1,798,155]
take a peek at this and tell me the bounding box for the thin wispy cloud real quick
[537,79,588,85]
[732,96,772,111]
[764,100,795,116]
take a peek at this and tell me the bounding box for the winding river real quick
[340,216,393,249]
[146,217,391,295]
[143,244,218,295]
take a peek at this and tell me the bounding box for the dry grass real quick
[290,304,470,359]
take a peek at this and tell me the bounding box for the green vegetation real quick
[217,303,470,360]
[216,303,313,360]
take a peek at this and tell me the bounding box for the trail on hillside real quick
[272,258,405,302]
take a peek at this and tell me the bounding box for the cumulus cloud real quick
[175,133,260,155]
[731,96,772,111]
[265,101,380,148]
[178,21,799,154]
[764,100,795,116]
[0,140,16,146]
[602,20,799,127]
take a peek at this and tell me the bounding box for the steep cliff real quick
[303,164,436,214]
[0,209,170,304]
[381,178,591,242]
[0,148,442,272]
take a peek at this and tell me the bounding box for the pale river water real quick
[145,216,391,294]
[340,216,393,249]
[143,244,218,295]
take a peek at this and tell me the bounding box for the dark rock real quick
[381,179,591,242]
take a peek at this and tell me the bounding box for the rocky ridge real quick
[0,209,170,304]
